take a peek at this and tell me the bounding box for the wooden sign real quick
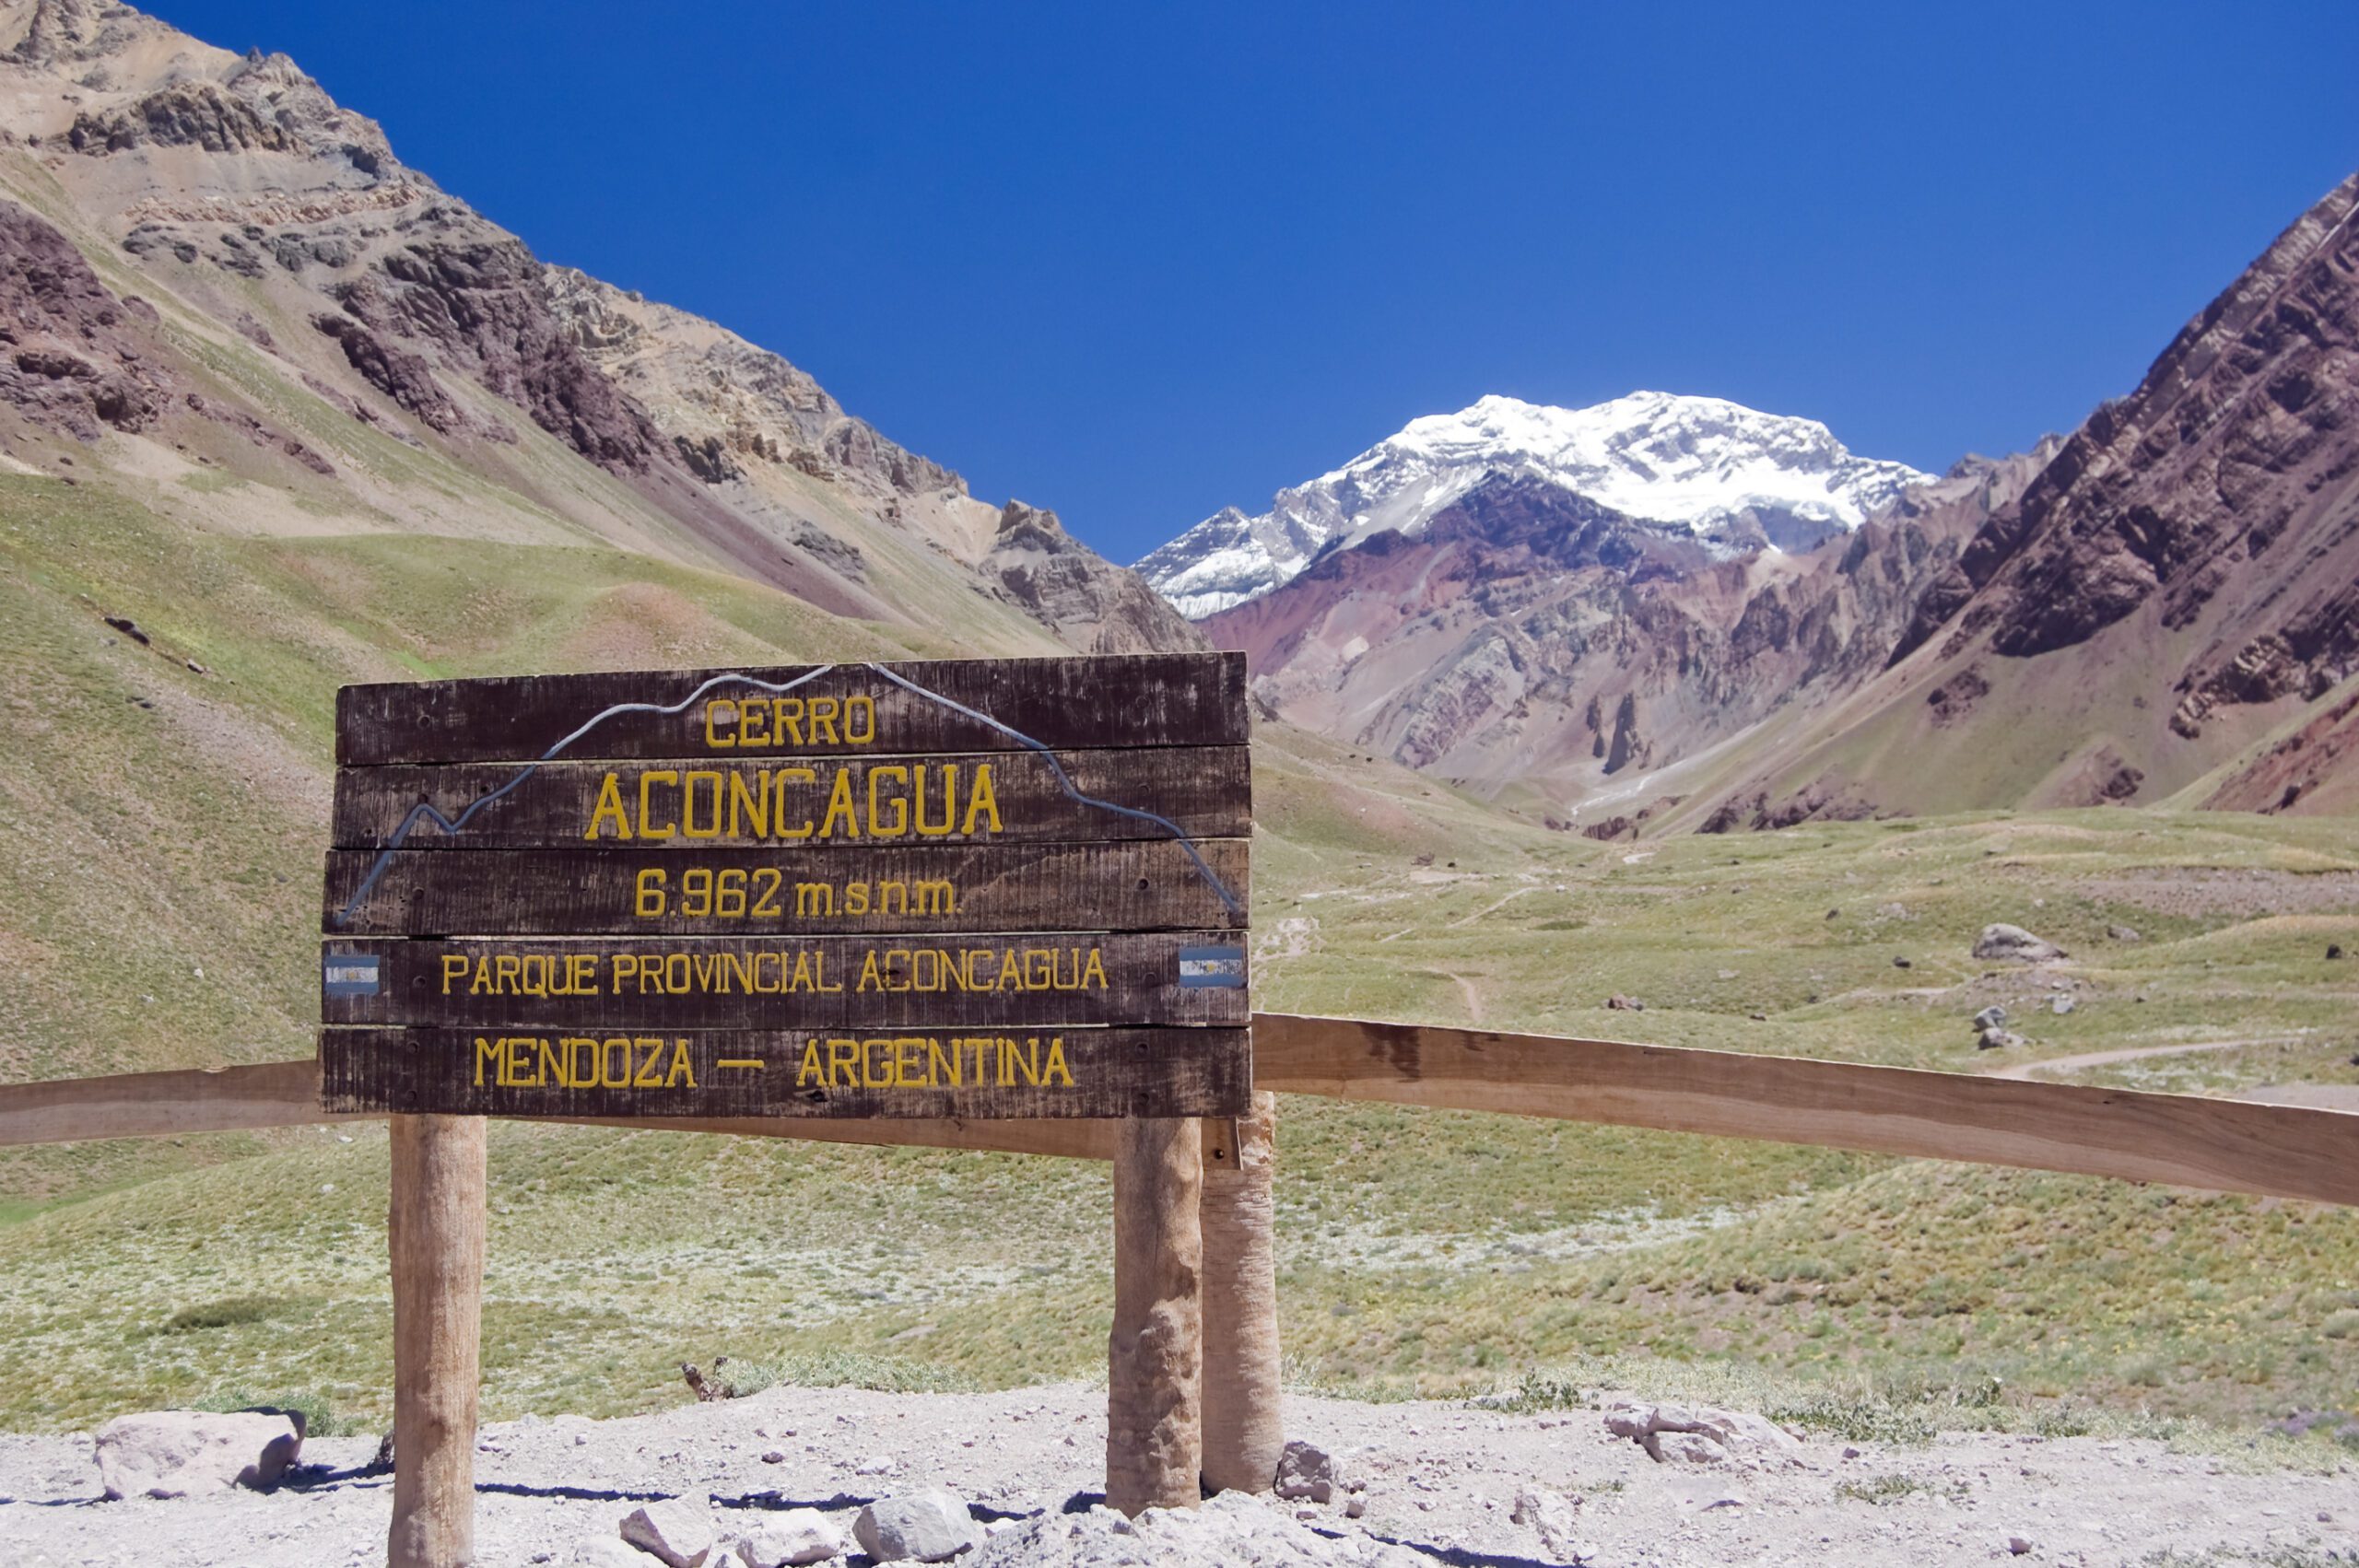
[319,653,1251,1119]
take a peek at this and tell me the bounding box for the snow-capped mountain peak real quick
[1135,392,1928,617]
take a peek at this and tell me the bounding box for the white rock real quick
[1603,1399,1802,1468]
[736,1509,844,1566]
[1274,1439,1349,1503]
[620,1497,717,1567]
[572,1539,648,1568]
[972,1493,1428,1565]
[1655,1431,1729,1466]
[92,1410,304,1499]
[1510,1488,1580,1558]
[854,1489,978,1562]
[1974,924,2069,963]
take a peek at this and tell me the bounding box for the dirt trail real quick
[1987,1036,2298,1082]
[1445,972,1485,1024]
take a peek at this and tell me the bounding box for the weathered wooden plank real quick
[336,652,1248,766]
[323,840,1250,936]
[1250,1013,2359,1208]
[0,1059,367,1144]
[320,1026,1253,1119]
[332,747,1250,850]
[320,933,1250,1029]
[16,1031,2359,1204]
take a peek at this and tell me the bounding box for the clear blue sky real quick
[151,1,2358,564]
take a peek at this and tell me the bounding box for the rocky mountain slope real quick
[1180,172,2359,829]
[1672,171,2359,828]
[0,0,1196,657]
[1200,430,2045,813]
[1136,392,1926,617]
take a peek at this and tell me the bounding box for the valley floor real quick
[4,1381,2353,1568]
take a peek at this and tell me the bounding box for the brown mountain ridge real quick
[0,0,1198,659]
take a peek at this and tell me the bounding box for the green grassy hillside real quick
[4,470,2358,1454]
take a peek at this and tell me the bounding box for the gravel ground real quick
[3,1382,2354,1567]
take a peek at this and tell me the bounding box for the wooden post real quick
[388,1113,487,1568]
[1107,1116,1203,1515]
[1200,1092,1283,1493]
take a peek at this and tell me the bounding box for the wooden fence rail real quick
[6,1014,2359,1206]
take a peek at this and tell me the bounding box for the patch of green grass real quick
[1835,1472,1929,1504]
[160,1295,285,1334]
[191,1387,351,1439]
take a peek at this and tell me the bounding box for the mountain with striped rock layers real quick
[1141,172,2359,830]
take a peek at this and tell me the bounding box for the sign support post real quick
[387,1111,487,1568]
[1200,1092,1284,1493]
[1108,1115,1204,1515]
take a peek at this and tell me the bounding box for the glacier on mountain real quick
[1135,392,1927,617]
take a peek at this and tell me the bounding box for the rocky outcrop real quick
[619,1498,715,1567]
[541,264,962,499]
[93,1410,304,1499]
[1897,175,2359,715]
[984,499,1209,655]
[1974,924,2068,963]
[311,311,463,434]
[853,1490,978,1563]
[1696,781,1879,834]
[1602,691,1649,775]
[1603,1400,1802,1468]
[0,198,164,436]
[69,79,294,154]
[2207,685,2359,814]
[334,239,663,473]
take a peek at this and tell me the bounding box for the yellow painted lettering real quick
[586,772,633,840]
[728,770,769,837]
[776,766,816,838]
[633,1037,666,1089]
[963,764,1002,835]
[681,771,723,838]
[637,770,678,840]
[818,769,860,838]
[912,765,954,837]
[842,694,876,743]
[867,765,910,837]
